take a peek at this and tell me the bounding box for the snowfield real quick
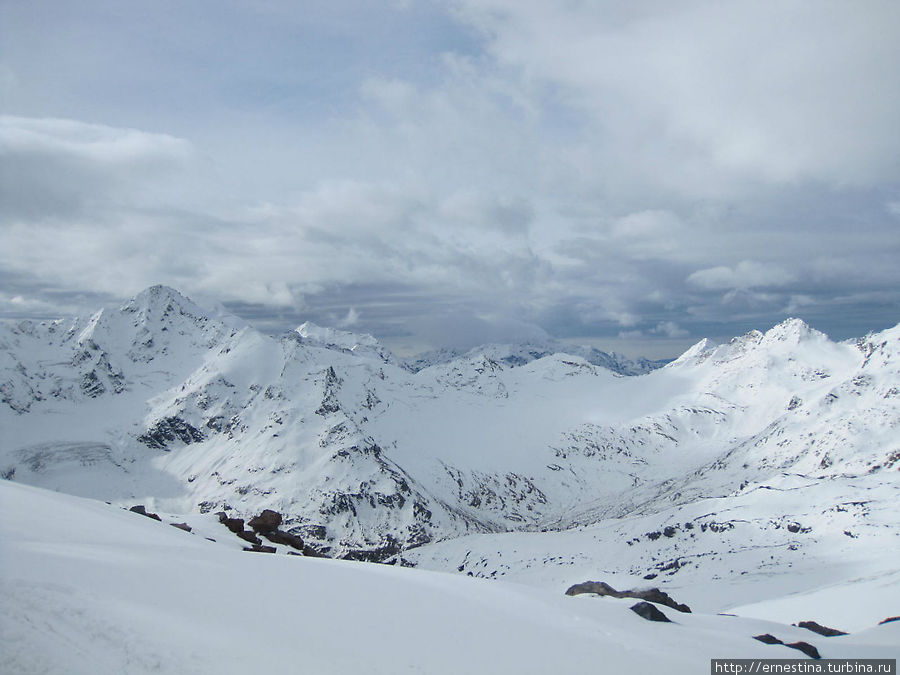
[1,286,898,671]
[2,480,897,675]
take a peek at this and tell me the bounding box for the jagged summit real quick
[119,285,214,326]
[761,317,823,344]
[125,284,194,308]
[670,318,833,369]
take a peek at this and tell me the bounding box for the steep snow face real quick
[2,288,898,567]
[642,320,894,498]
[0,285,240,414]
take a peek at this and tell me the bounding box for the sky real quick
[1,0,899,358]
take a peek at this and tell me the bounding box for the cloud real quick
[0,116,194,221]
[452,0,900,196]
[652,321,689,339]
[687,261,796,291]
[339,307,360,328]
[1,4,898,354]
[407,310,551,352]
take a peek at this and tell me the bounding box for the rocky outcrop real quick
[129,505,161,521]
[630,602,671,622]
[263,529,306,551]
[243,544,276,554]
[565,581,691,613]
[785,642,821,660]
[796,621,847,637]
[236,529,262,546]
[138,417,205,450]
[217,511,261,546]
[219,509,312,554]
[753,634,782,645]
[248,509,282,534]
[217,512,245,534]
[753,634,821,659]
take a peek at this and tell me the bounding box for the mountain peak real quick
[122,285,201,315]
[668,337,718,367]
[69,285,230,361]
[763,317,818,342]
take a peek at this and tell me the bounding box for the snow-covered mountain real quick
[407,338,669,374]
[1,286,898,576]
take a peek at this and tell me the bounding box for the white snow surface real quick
[1,479,896,675]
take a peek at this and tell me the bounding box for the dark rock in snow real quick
[170,522,192,533]
[129,505,161,521]
[630,602,671,623]
[879,616,900,625]
[796,621,847,637]
[565,580,691,613]
[753,634,783,645]
[629,588,691,613]
[236,529,262,546]
[138,416,205,450]
[243,544,276,554]
[754,635,820,659]
[565,581,618,597]
[263,529,305,551]
[785,642,821,659]
[216,512,245,534]
[248,509,282,534]
[217,511,264,546]
[80,371,106,398]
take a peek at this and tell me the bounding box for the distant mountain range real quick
[2,285,898,572]
[406,338,670,374]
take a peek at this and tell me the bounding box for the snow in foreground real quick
[1,481,897,674]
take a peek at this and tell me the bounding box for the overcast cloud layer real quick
[1,1,899,357]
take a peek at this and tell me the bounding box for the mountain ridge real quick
[1,286,898,566]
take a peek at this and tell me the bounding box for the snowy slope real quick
[2,480,896,675]
[405,472,900,618]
